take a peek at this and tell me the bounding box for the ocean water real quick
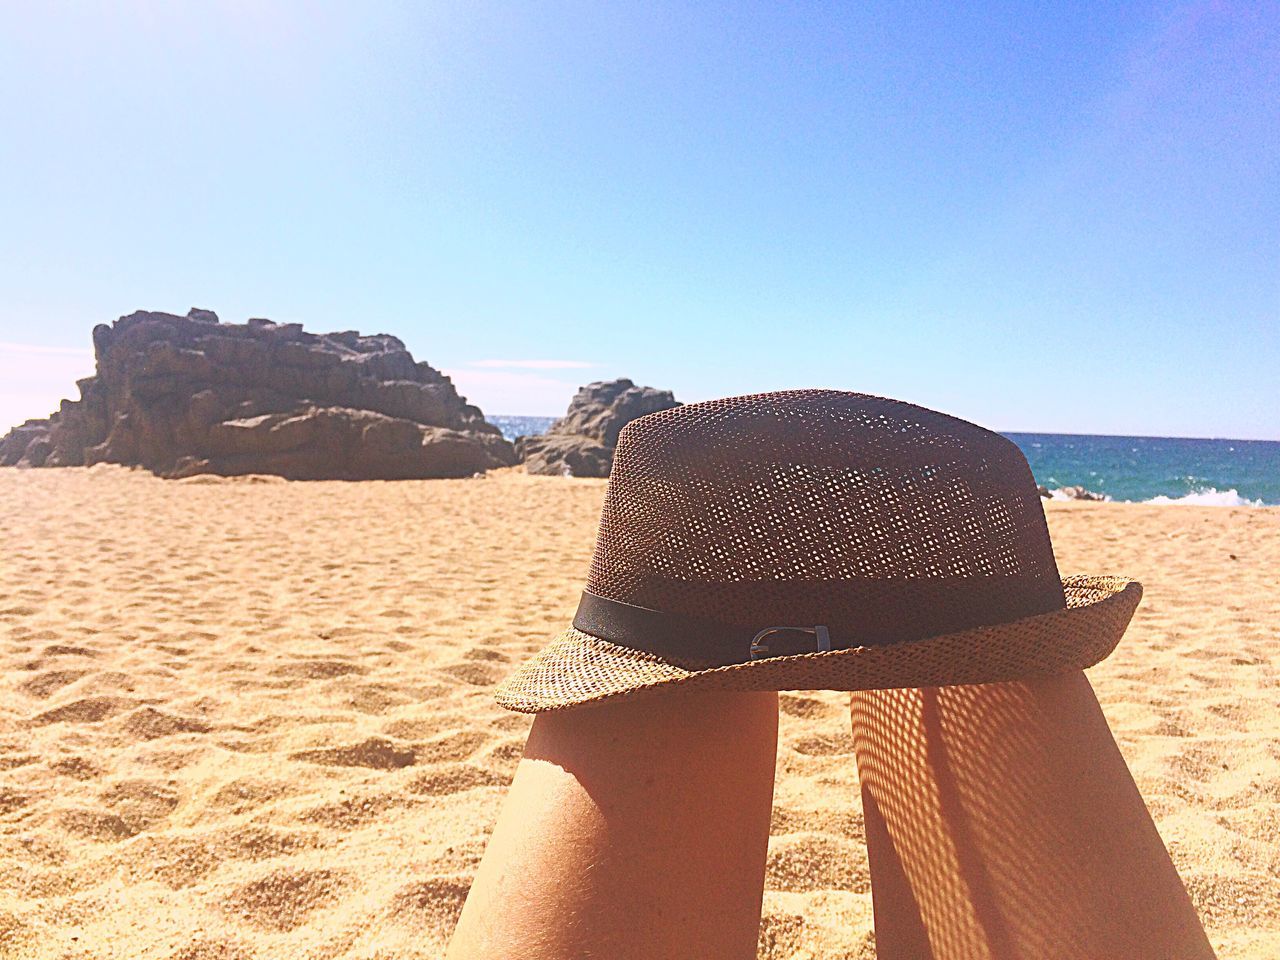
[1006,433,1279,506]
[490,415,556,440]
[491,416,1279,506]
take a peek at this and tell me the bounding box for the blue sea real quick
[491,415,558,443]
[490,416,1280,506]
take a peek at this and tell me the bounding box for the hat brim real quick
[494,575,1142,713]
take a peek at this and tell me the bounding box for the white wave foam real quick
[1145,487,1264,507]
[1047,487,1112,502]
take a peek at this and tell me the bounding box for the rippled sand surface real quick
[1,467,1276,958]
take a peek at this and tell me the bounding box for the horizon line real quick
[486,414,1280,445]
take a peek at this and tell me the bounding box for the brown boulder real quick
[547,379,680,447]
[514,379,680,478]
[0,418,54,466]
[516,434,615,478]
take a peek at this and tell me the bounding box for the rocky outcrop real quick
[546,379,680,448]
[0,309,515,479]
[515,434,615,478]
[0,419,55,467]
[518,379,680,477]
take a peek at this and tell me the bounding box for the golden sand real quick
[1,466,1276,958]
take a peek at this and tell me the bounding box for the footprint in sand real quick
[30,696,134,725]
[121,706,212,740]
[438,661,505,686]
[57,808,138,841]
[40,644,98,658]
[765,834,869,894]
[290,736,416,770]
[346,683,414,715]
[463,647,510,663]
[378,718,438,740]
[221,867,348,932]
[270,660,367,680]
[779,693,840,719]
[406,763,508,795]
[206,778,295,816]
[165,938,255,960]
[0,788,36,817]
[0,912,39,954]
[114,835,220,889]
[99,778,180,832]
[1153,718,1193,737]
[478,739,526,778]
[426,839,488,874]
[387,875,472,938]
[411,730,493,764]
[298,793,404,830]
[791,732,854,756]
[757,911,809,959]
[18,669,88,698]
[47,756,103,780]
[771,806,865,841]
[208,827,323,867]
[489,713,532,733]
[759,912,875,960]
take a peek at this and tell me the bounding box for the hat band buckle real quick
[750,625,832,661]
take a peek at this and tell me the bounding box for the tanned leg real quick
[851,673,1214,960]
[447,690,779,960]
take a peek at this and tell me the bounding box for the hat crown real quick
[586,390,1064,648]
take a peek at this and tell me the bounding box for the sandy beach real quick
[1,466,1276,959]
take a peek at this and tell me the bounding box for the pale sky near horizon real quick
[1,2,1276,439]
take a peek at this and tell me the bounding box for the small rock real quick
[515,378,680,477]
[1053,485,1108,502]
[516,434,615,478]
[548,379,681,447]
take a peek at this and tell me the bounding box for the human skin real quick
[851,672,1216,960]
[446,690,779,960]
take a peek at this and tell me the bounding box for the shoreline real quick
[5,461,1278,508]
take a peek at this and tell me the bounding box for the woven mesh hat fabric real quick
[590,390,1065,645]
[497,390,1141,712]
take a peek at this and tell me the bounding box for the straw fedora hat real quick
[496,390,1142,713]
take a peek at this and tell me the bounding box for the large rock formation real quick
[516,379,680,477]
[0,309,516,480]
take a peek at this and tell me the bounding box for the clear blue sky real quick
[1,2,1276,438]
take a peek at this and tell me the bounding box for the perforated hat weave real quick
[496,390,1141,713]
